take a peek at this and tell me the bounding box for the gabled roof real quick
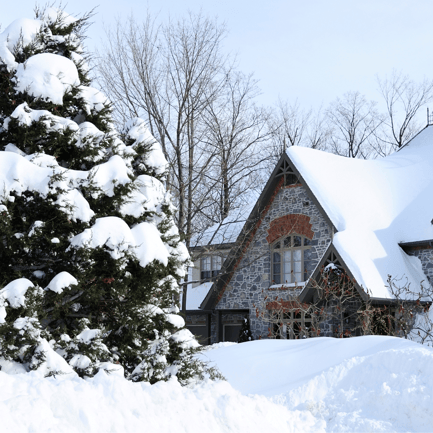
[201,151,331,309]
[202,126,433,309]
[289,126,433,298]
[299,243,369,303]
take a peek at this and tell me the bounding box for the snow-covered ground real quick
[2,336,433,432]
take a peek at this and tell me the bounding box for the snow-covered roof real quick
[192,191,259,247]
[182,282,213,310]
[288,126,433,298]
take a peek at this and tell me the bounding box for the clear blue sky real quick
[2,0,433,110]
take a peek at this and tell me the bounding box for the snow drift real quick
[1,336,432,432]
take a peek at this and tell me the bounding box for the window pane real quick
[304,237,312,246]
[273,251,281,283]
[212,255,222,270]
[282,251,291,283]
[294,250,302,282]
[201,256,211,271]
[201,270,211,281]
[274,241,281,249]
[283,260,292,274]
[293,236,301,247]
[283,261,292,283]
[284,236,291,248]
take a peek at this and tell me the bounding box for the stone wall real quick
[407,247,433,285]
[213,184,333,342]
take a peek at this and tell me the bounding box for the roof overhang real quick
[399,239,433,250]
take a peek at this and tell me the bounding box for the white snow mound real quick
[0,18,41,70]
[203,336,433,433]
[15,53,80,104]
[45,272,78,294]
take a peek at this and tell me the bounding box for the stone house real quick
[185,126,433,344]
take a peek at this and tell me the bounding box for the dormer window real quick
[271,235,312,284]
[200,255,223,282]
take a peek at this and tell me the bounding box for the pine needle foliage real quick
[0,6,220,384]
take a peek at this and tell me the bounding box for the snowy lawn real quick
[1,335,433,432]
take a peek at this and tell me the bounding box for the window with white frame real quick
[271,234,312,284]
[200,255,223,281]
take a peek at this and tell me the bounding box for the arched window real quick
[271,234,312,284]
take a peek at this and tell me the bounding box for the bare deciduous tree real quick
[97,12,231,246]
[269,99,311,155]
[201,71,271,223]
[306,107,333,151]
[97,12,277,313]
[326,91,383,158]
[266,101,332,171]
[255,266,364,339]
[377,71,433,152]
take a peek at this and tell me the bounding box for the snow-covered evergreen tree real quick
[0,7,219,384]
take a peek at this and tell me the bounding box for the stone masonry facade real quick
[213,183,333,342]
[407,247,433,285]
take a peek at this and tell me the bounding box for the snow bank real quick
[287,126,433,297]
[2,336,433,432]
[0,371,320,433]
[203,336,433,432]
